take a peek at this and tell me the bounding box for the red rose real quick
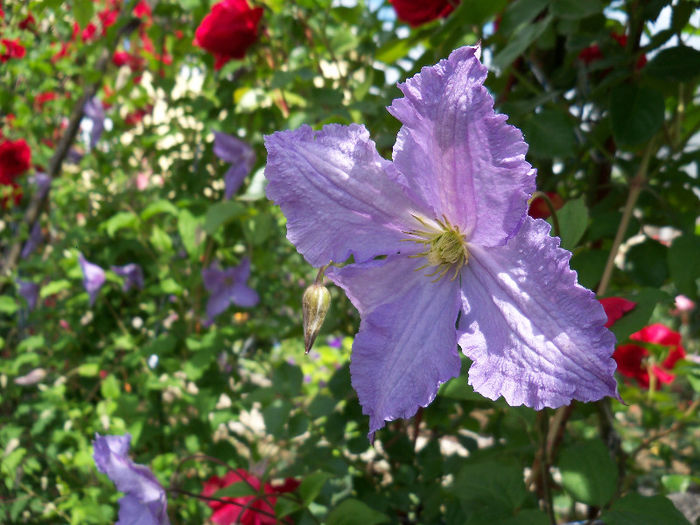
[599,297,636,328]
[1,39,26,62]
[35,92,58,110]
[613,324,686,389]
[578,32,646,70]
[133,0,153,21]
[98,7,119,35]
[194,0,263,70]
[528,192,564,220]
[201,469,299,525]
[0,139,32,185]
[19,13,36,30]
[389,0,458,27]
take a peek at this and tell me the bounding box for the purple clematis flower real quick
[31,172,52,200]
[21,221,43,259]
[213,131,256,199]
[202,257,259,320]
[84,97,105,149]
[264,46,619,437]
[93,433,170,525]
[79,254,106,306]
[18,279,40,311]
[111,263,145,292]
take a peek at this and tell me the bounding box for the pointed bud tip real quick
[302,283,331,354]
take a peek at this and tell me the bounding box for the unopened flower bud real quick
[303,283,331,354]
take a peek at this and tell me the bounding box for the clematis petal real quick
[79,254,106,306]
[389,46,535,246]
[328,255,462,436]
[265,124,427,267]
[458,217,619,409]
[93,434,170,525]
[213,131,255,199]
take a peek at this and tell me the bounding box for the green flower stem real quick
[530,191,561,238]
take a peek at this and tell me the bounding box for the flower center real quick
[403,214,469,281]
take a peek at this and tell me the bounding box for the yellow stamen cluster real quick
[403,214,469,281]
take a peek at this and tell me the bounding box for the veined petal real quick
[328,256,462,436]
[389,46,535,246]
[264,124,426,267]
[458,217,619,409]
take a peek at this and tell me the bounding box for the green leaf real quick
[262,399,291,437]
[493,17,551,70]
[73,0,94,28]
[376,39,415,63]
[100,375,120,399]
[626,239,668,287]
[550,0,603,19]
[600,493,691,525]
[522,109,577,158]
[453,0,508,26]
[298,471,330,506]
[440,377,483,401]
[611,288,670,342]
[611,288,670,343]
[141,200,179,220]
[0,296,18,314]
[555,197,588,250]
[78,363,100,377]
[450,461,527,515]
[275,497,302,519]
[102,212,139,237]
[150,225,173,254]
[499,509,551,525]
[243,213,274,246]
[212,482,257,499]
[645,46,700,82]
[178,209,204,258]
[39,280,71,297]
[610,85,665,146]
[203,201,245,234]
[559,439,617,506]
[326,499,389,525]
[18,335,45,352]
[668,234,700,299]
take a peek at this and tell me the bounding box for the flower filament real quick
[403,214,469,281]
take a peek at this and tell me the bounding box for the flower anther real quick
[405,214,468,281]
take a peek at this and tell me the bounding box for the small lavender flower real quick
[21,222,43,259]
[18,279,40,311]
[213,131,255,199]
[111,263,145,292]
[84,97,105,149]
[93,433,170,525]
[79,254,105,306]
[202,258,259,320]
[264,46,619,437]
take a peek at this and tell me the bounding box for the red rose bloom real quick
[599,297,636,328]
[35,92,58,110]
[0,139,31,185]
[194,0,263,70]
[390,0,458,27]
[1,39,26,62]
[19,13,36,31]
[202,469,299,525]
[613,324,686,389]
[528,191,564,220]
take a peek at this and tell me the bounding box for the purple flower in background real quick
[21,222,43,259]
[213,131,255,199]
[202,257,259,320]
[31,172,51,200]
[93,433,170,525]
[84,97,105,149]
[264,46,619,437]
[18,279,40,311]
[111,263,145,292]
[79,254,105,306]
